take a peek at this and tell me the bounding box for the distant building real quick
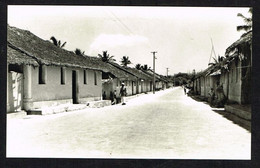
[193,31,252,104]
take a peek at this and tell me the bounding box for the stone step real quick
[87,100,111,108]
[28,104,88,115]
[224,104,251,120]
[7,111,27,119]
[27,100,112,115]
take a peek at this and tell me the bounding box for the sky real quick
[8,6,250,75]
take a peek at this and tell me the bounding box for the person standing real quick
[113,90,117,104]
[120,83,127,105]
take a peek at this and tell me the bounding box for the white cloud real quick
[89,34,149,52]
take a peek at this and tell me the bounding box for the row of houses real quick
[191,30,252,105]
[7,25,171,113]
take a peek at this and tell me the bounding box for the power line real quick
[108,11,134,36]
[105,9,153,50]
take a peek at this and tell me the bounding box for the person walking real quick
[110,90,117,105]
[120,83,127,105]
[184,85,187,95]
[113,90,117,104]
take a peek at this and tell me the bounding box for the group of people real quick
[102,83,127,105]
[183,82,226,107]
[208,82,226,107]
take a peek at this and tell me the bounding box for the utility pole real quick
[166,68,169,77]
[151,51,157,94]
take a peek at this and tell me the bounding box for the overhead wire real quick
[104,9,153,50]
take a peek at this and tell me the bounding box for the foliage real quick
[120,56,131,67]
[50,36,66,48]
[135,64,151,70]
[141,64,150,70]
[98,51,116,62]
[237,8,252,32]
[208,55,225,66]
[74,48,85,56]
[135,63,142,70]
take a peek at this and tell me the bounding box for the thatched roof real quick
[95,59,136,80]
[196,31,252,78]
[142,69,166,82]
[123,67,153,81]
[225,31,252,55]
[7,45,38,66]
[107,62,140,80]
[7,26,111,72]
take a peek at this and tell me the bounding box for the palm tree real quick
[120,56,131,67]
[135,64,142,70]
[208,55,224,66]
[141,64,149,70]
[237,8,252,32]
[50,36,66,48]
[98,51,116,62]
[74,48,85,56]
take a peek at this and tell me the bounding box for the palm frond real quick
[135,63,141,70]
[61,42,66,48]
[50,36,58,46]
[237,25,252,32]
[248,8,252,15]
[208,63,216,66]
[120,56,131,66]
[74,48,85,56]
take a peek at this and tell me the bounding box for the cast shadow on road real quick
[212,109,251,132]
[189,95,251,132]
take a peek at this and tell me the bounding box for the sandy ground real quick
[6,87,251,159]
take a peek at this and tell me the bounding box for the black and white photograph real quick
[6,5,252,160]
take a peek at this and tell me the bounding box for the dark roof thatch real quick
[7,26,110,72]
[91,58,136,80]
[108,62,156,81]
[124,67,153,81]
[225,31,252,55]
[196,31,252,78]
[108,62,140,79]
[7,45,38,66]
[141,69,167,82]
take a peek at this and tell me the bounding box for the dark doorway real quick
[136,80,139,94]
[132,81,134,95]
[72,70,79,104]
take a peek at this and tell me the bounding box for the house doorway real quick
[7,64,24,112]
[132,81,134,95]
[72,70,79,104]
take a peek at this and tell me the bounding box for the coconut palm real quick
[208,55,224,66]
[50,36,66,48]
[98,51,116,62]
[141,64,149,70]
[120,56,131,67]
[237,8,252,32]
[74,48,85,56]
[135,63,142,70]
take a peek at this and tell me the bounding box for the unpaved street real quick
[7,87,251,159]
